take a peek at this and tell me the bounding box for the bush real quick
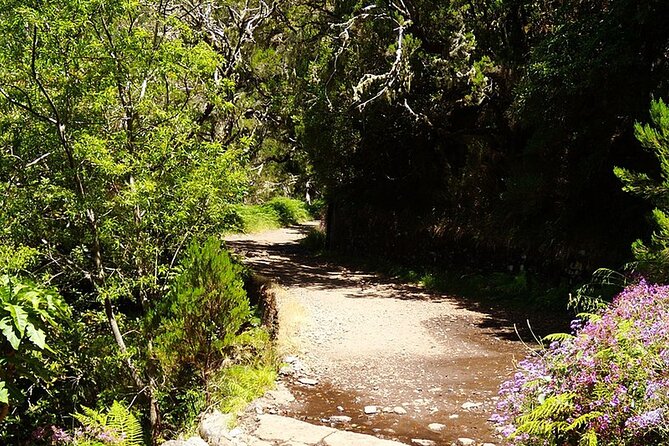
[299,226,326,252]
[264,197,311,226]
[0,275,70,422]
[148,238,250,393]
[229,198,312,233]
[493,280,669,445]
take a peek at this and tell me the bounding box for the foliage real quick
[210,364,276,415]
[0,275,69,416]
[616,99,669,282]
[148,237,250,392]
[569,268,629,313]
[264,197,311,226]
[493,280,669,445]
[69,401,144,446]
[299,227,327,253]
[230,198,311,233]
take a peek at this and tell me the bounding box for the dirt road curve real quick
[226,223,531,446]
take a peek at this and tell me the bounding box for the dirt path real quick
[226,223,532,446]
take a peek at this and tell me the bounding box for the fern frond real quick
[567,411,603,431]
[578,428,598,446]
[74,405,108,430]
[543,332,575,343]
[107,401,144,446]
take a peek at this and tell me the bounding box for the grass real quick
[210,364,277,415]
[298,226,327,253]
[229,197,312,233]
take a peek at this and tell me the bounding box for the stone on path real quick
[461,402,482,410]
[185,437,209,446]
[427,423,445,432]
[364,405,378,414]
[297,377,319,386]
[254,414,336,444]
[411,439,436,446]
[393,406,408,415]
[329,415,352,423]
[455,438,476,446]
[324,430,408,446]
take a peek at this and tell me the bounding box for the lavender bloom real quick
[493,280,669,445]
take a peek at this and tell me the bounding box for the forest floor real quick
[225,223,539,446]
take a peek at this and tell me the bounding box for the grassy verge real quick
[230,197,312,233]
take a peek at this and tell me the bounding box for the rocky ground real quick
[193,223,538,446]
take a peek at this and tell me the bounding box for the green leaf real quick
[0,317,20,350]
[4,303,28,333]
[25,324,47,350]
[0,381,8,404]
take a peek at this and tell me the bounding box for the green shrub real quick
[299,227,326,252]
[229,204,282,233]
[264,197,311,226]
[210,364,277,415]
[229,198,312,233]
[615,98,669,282]
[148,237,250,392]
[0,275,70,421]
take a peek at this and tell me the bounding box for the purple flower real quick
[493,280,669,445]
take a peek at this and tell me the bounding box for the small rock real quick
[456,438,476,446]
[329,415,352,423]
[161,441,186,446]
[428,423,446,432]
[393,406,407,415]
[297,377,319,386]
[382,406,393,413]
[199,411,234,445]
[448,414,459,419]
[411,439,436,446]
[284,355,298,363]
[227,428,242,438]
[336,405,344,412]
[461,402,482,410]
[364,405,378,414]
[481,443,497,446]
[279,366,294,376]
[185,437,210,446]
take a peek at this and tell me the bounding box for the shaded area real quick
[226,223,571,341]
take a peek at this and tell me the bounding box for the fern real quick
[107,402,143,446]
[543,332,575,343]
[74,401,144,446]
[513,393,576,440]
[579,429,598,446]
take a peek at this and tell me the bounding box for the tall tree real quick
[0,0,247,437]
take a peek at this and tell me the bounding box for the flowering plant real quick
[493,280,669,445]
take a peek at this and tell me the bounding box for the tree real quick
[615,99,669,282]
[0,0,248,438]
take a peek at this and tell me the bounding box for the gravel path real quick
[226,223,532,446]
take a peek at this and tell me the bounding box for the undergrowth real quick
[210,365,277,416]
[493,280,669,445]
[229,197,312,233]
